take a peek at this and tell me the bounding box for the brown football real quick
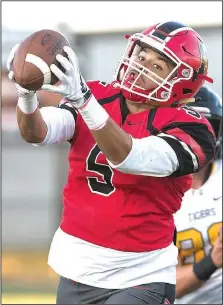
[12,29,70,91]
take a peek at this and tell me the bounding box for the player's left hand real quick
[7,43,36,98]
[41,46,91,108]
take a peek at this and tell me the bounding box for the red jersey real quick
[59,81,216,252]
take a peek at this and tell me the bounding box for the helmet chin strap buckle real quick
[171,101,179,108]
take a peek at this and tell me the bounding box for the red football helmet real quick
[114,21,213,106]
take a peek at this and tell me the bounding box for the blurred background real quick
[1,1,222,304]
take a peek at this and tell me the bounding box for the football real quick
[12,29,70,91]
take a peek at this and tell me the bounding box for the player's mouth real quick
[126,70,144,86]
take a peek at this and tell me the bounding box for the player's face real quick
[123,42,175,90]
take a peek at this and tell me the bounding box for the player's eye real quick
[138,49,148,61]
[153,64,162,71]
[138,55,145,61]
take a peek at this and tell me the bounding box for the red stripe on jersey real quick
[165,127,206,166]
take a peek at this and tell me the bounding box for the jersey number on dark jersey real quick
[86,144,115,196]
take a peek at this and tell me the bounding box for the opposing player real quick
[175,86,222,304]
[8,21,216,304]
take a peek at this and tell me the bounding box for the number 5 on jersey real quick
[86,144,115,196]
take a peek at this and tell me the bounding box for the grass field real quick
[2,251,58,304]
[2,293,56,304]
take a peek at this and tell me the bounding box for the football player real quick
[175,86,222,304]
[7,21,216,304]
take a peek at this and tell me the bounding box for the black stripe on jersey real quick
[98,92,129,125]
[159,135,196,176]
[120,94,130,124]
[173,227,177,246]
[153,21,186,41]
[58,102,78,122]
[162,122,216,166]
[146,109,159,135]
[98,93,122,106]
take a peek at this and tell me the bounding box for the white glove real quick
[41,46,91,109]
[7,43,36,98]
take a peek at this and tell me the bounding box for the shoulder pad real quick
[87,80,121,100]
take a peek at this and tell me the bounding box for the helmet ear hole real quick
[183,88,193,95]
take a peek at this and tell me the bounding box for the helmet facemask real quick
[114,33,194,104]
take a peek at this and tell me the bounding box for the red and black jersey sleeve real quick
[55,80,116,122]
[156,105,216,176]
[56,81,120,121]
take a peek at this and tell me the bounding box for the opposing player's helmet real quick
[192,86,222,159]
[114,21,213,106]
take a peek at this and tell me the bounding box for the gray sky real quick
[2,1,222,34]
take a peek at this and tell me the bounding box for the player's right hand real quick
[41,46,91,109]
[7,43,35,97]
[211,225,222,268]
